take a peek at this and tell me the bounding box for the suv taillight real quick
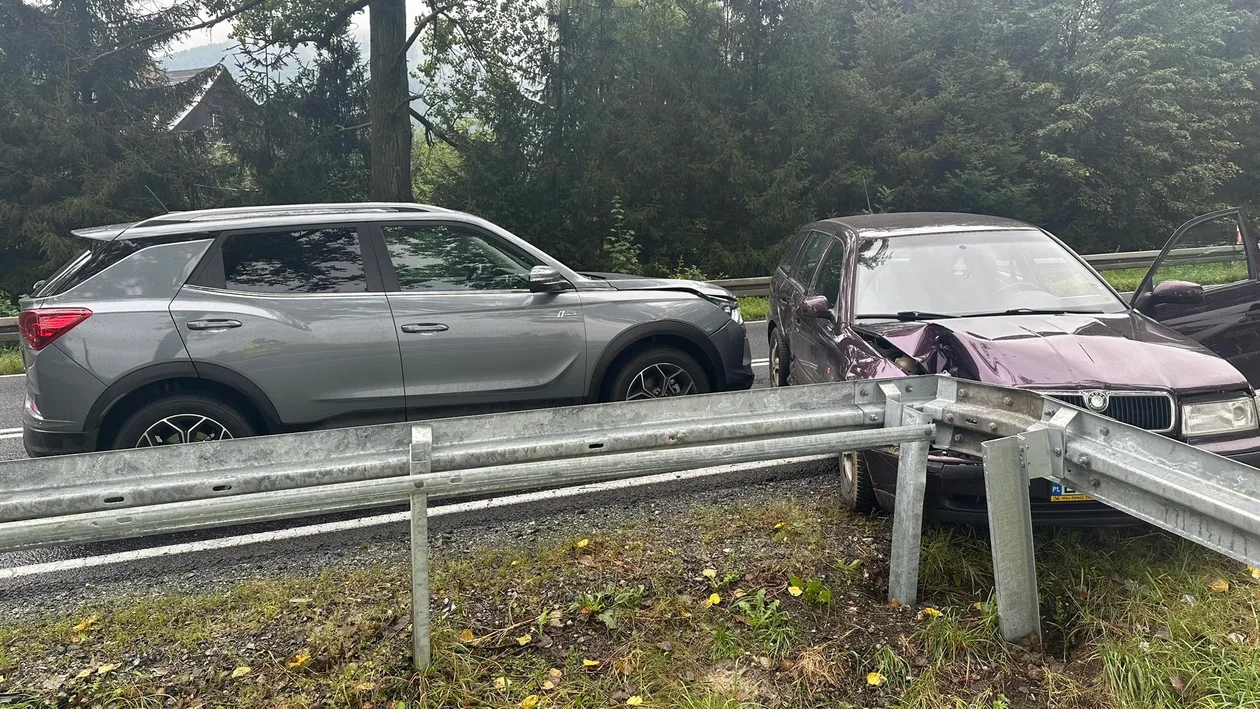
[19,308,92,350]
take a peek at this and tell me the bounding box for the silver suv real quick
[18,203,753,455]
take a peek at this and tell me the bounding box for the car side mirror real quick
[529,265,573,293]
[1150,280,1204,305]
[800,295,835,321]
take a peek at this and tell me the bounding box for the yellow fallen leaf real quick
[917,607,943,620]
[516,633,532,646]
[679,607,692,618]
[1250,566,1260,580]
[626,696,644,706]
[703,593,722,608]
[286,653,311,669]
[972,601,984,610]
[701,568,717,579]
[889,599,902,608]
[576,538,590,548]
[1209,578,1231,593]
[866,671,886,686]
[541,680,556,690]
[548,668,563,680]
[458,629,475,643]
[231,666,251,679]
[774,522,787,530]
[494,676,512,689]
[582,659,600,668]
[511,559,520,566]
[96,664,118,676]
[72,615,100,633]
[520,695,540,709]
[732,588,748,599]
[787,586,803,597]
[75,669,91,680]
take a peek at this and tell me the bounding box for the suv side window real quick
[811,239,847,307]
[794,231,831,287]
[381,224,539,292]
[219,227,367,293]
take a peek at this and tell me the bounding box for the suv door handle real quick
[186,319,242,331]
[401,323,449,334]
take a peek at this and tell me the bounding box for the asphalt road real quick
[0,321,770,464]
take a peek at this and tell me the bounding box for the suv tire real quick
[769,326,790,387]
[113,393,256,449]
[840,451,880,513]
[609,348,711,401]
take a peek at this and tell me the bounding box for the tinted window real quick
[812,240,846,304]
[778,231,808,278]
[221,227,366,293]
[382,224,538,291]
[794,231,831,286]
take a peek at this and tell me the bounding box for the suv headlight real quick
[1182,397,1258,436]
[707,296,743,324]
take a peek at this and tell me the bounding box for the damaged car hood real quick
[579,273,732,300]
[857,312,1248,394]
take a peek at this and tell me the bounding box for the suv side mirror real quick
[1151,280,1204,305]
[800,294,835,321]
[529,265,573,294]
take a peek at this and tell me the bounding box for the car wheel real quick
[769,327,791,387]
[113,394,256,449]
[839,451,880,513]
[610,348,711,401]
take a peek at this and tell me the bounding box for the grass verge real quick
[2,486,1257,708]
[739,296,769,322]
[0,346,22,375]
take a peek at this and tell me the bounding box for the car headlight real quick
[1181,397,1258,436]
[708,296,743,324]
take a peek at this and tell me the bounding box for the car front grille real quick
[1042,391,1175,433]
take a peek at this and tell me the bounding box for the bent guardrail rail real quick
[2,375,1259,669]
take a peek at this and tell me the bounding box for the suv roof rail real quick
[133,202,447,228]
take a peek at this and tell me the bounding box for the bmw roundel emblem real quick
[1085,391,1110,412]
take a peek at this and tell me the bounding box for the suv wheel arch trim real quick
[87,361,281,438]
[589,321,724,401]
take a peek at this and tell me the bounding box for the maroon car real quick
[768,209,1260,524]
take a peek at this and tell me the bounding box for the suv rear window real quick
[34,240,139,298]
[219,227,367,294]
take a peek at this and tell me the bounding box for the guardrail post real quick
[981,435,1041,644]
[888,406,930,606]
[410,425,433,671]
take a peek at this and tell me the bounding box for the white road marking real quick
[0,455,829,580]
[0,373,25,379]
[0,428,20,435]
[0,429,21,441]
[751,358,768,367]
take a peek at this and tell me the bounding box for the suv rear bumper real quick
[24,425,97,458]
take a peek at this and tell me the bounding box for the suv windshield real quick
[853,229,1126,317]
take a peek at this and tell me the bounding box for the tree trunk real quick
[368,0,412,201]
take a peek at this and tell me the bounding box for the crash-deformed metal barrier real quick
[1,376,1259,668]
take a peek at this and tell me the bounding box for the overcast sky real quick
[161,0,433,56]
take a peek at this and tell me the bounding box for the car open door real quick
[1131,208,1260,385]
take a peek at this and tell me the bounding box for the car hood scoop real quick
[856,312,1247,393]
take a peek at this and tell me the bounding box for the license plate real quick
[1049,479,1092,502]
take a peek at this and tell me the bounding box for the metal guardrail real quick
[2,376,1259,669]
[709,245,1239,297]
[0,316,16,344]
